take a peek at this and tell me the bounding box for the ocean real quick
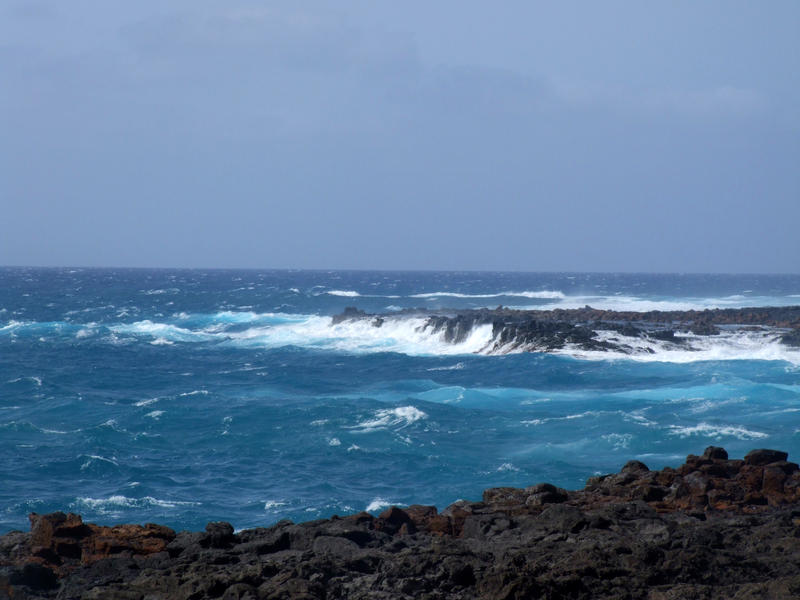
[1,268,799,534]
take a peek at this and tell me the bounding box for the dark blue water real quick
[2,268,799,533]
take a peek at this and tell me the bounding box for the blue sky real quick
[2,1,798,272]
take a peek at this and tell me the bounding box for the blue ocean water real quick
[1,268,799,533]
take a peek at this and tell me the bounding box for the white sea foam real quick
[351,406,427,432]
[365,498,394,512]
[558,329,800,365]
[327,290,361,297]
[110,320,215,343]
[667,422,768,440]
[0,320,25,333]
[91,307,800,364]
[134,397,160,407]
[7,376,42,386]
[40,427,72,434]
[410,290,565,299]
[264,500,287,510]
[515,293,800,313]
[74,495,199,512]
[145,410,164,419]
[328,437,341,446]
[496,462,520,472]
[227,315,494,356]
[602,433,633,449]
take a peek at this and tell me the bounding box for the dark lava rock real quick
[781,329,800,346]
[331,306,367,325]
[745,448,789,466]
[331,305,800,357]
[204,522,236,548]
[703,446,729,460]
[3,447,800,599]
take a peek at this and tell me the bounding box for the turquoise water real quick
[1,268,799,532]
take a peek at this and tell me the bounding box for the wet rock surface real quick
[333,305,800,354]
[2,447,799,599]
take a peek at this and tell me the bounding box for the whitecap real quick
[264,500,287,510]
[327,290,361,297]
[227,315,494,356]
[134,397,160,407]
[667,422,768,440]
[365,498,394,513]
[517,293,800,313]
[410,290,565,300]
[496,462,520,472]
[110,320,214,343]
[40,427,70,434]
[145,410,164,419]
[350,406,427,432]
[328,437,341,446]
[74,495,199,512]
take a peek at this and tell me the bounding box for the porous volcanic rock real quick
[2,447,800,599]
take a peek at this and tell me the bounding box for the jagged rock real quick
[330,305,800,356]
[3,448,800,599]
[204,522,236,549]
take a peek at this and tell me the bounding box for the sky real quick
[2,1,799,272]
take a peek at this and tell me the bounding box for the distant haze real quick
[2,1,798,273]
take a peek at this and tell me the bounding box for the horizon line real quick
[1,265,799,277]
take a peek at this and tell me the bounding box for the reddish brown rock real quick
[5,447,800,599]
[25,512,175,571]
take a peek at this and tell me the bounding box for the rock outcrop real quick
[332,305,800,355]
[2,447,800,599]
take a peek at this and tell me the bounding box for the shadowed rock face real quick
[2,447,800,599]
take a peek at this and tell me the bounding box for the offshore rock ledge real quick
[332,305,800,355]
[2,447,800,599]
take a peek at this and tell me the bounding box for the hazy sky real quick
[2,1,798,272]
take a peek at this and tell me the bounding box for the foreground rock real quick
[2,447,799,599]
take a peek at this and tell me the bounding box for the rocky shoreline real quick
[2,447,799,599]
[333,305,800,355]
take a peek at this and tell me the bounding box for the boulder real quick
[745,449,789,466]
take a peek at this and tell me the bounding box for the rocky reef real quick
[333,305,800,354]
[2,447,800,599]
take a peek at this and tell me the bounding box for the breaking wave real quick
[410,290,565,300]
[4,310,800,363]
[73,495,200,513]
[350,406,428,432]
